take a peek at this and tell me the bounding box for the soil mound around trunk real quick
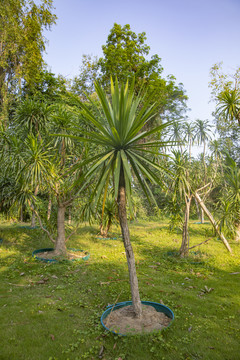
[36,250,88,260]
[103,304,171,335]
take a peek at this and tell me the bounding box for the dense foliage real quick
[0,2,239,263]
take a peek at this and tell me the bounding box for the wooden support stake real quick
[194,192,232,253]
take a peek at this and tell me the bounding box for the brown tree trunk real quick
[235,223,240,242]
[19,205,23,222]
[68,207,72,225]
[237,112,240,127]
[200,208,205,224]
[189,139,192,163]
[194,197,200,220]
[194,192,232,253]
[203,141,207,183]
[47,197,52,220]
[118,166,142,318]
[100,222,104,236]
[31,210,36,228]
[106,218,112,237]
[180,195,192,257]
[31,185,39,228]
[54,204,67,256]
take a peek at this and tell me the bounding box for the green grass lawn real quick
[0,219,239,360]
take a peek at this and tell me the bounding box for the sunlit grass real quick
[0,219,239,360]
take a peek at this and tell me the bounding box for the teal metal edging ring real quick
[96,237,118,240]
[100,301,174,336]
[32,248,90,263]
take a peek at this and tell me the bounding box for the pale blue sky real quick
[43,0,240,126]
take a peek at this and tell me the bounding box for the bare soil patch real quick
[36,250,88,261]
[103,304,172,335]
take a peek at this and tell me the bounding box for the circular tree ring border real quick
[101,300,174,336]
[32,248,90,263]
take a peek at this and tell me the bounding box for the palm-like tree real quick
[73,78,173,317]
[13,99,52,225]
[216,89,240,126]
[209,139,224,178]
[50,103,77,166]
[0,130,54,225]
[14,99,51,138]
[194,119,212,181]
[215,156,240,242]
[183,121,195,162]
[169,150,191,257]
[209,139,223,163]
[99,192,118,237]
[224,156,240,241]
[168,120,184,153]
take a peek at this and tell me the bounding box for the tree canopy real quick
[71,23,188,124]
[0,0,57,127]
[209,63,240,160]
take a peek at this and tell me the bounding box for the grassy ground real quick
[0,219,239,360]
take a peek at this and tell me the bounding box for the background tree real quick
[71,55,100,100]
[0,0,57,128]
[167,150,191,257]
[183,121,195,162]
[216,155,240,242]
[194,119,212,180]
[168,120,184,153]
[216,89,240,126]
[71,23,188,126]
[0,96,89,256]
[209,63,240,160]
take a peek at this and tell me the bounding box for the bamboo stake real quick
[194,192,232,253]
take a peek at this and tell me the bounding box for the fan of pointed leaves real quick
[216,155,240,238]
[216,89,240,125]
[169,150,190,200]
[69,78,174,212]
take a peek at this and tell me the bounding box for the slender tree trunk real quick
[100,222,104,236]
[47,196,52,220]
[189,139,192,163]
[194,192,232,253]
[180,195,192,257]
[194,197,200,220]
[0,72,9,130]
[31,210,36,228]
[237,112,240,127]
[200,208,205,224]
[54,204,67,256]
[100,218,113,237]
[203,141,207,183]
[235,223,240,242]
[68,207,72,225]
[106,218,112,237]
[118,166,142,318]
[31,185,39,228]
[19,205,23,222]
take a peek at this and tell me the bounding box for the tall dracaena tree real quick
[169,150,191,257]
[71,78,174,318]
[224,155,240,241]
[194,119,212,182]
[14,98,51,139]
[183,121,195,162]
[216,89,240,127]
[13,99,52,226]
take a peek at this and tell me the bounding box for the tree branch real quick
[188,238,212,249]
[65,221,82,242]
[27,199,55,244]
